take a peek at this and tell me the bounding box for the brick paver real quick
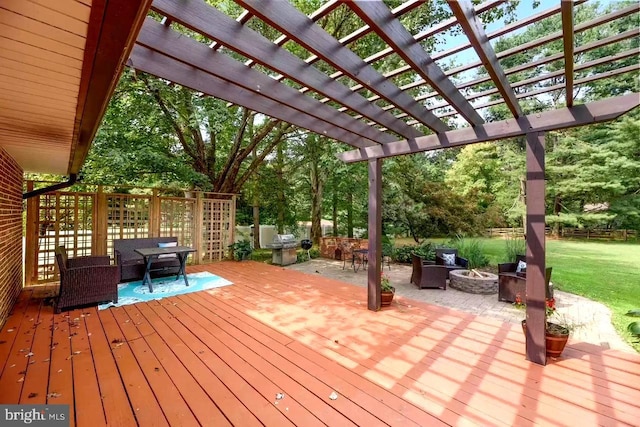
[287,258,635,353]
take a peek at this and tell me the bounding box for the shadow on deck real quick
[0,261,638,426]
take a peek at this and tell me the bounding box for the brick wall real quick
[0,146,23,328]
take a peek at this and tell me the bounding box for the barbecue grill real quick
[301,239,313,261]
[266,234,298,266]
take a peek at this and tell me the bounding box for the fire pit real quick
[449,269,498,294]
[266,234,298,266]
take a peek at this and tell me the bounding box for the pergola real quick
[1,0,638,366]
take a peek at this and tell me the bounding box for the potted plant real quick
[626,308,640,343]
[229,240,253,261]
[381,272,395,307]
[515,294,574,358]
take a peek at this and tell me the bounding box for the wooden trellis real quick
[24,183,235,285]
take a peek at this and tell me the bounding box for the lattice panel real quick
[159,197,195,247]
[105,195,151,257]
[34,192,94,283]
[201,198,233,261]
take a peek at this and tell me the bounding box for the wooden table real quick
[134,246,195,292]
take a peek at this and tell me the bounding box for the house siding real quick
[0,146,23,328]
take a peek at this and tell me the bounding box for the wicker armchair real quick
[435,248,469,278]
[411,254,448,290]
[54,246,119,313]
[498,255,553,303]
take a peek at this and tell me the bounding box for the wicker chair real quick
[435,248,469,278]
[54,246,119,313]
[498,255,553,303]
[411,254,448,290]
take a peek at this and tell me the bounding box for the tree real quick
[85,71,293,193]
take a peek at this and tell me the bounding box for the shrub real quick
[393,241,435,263]
[504,235,526,261]
[229,240,252,260]
[445,235,489,269]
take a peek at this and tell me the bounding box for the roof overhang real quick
[0,0,152,174]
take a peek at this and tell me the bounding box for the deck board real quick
[0,261,638,426]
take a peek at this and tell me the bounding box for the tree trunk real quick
[552,195,562,237]
[252,203,260,249]
[332,174,338,237]
[276,143,286,234]
[347,191,353,238]
[520,177,527,229]
[310,164,323,245]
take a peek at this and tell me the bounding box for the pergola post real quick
[525,131,547,365]
[367,158,382,311]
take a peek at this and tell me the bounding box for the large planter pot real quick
[381,287,395,307]
[521,320,570,358]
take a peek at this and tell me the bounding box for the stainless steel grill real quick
[266,234,298,265]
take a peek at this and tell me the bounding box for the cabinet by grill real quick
[266,234,298,266]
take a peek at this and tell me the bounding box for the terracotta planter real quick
[521,320,570,358]
[381,288,395,307]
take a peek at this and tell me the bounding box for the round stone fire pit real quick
[449,269,498,294]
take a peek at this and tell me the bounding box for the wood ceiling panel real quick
[0,98,76,121]
[0,117,72,139]
[0,23,84,61]
[28,0,91,23]
[0,143,70,174]
[0,0,88,36]
[0,108,75,130]
[0,56,81,85]
[0,90,77,113]
[0,129,70,147]
[0,10,86,49]
[0,77,78,104]
[0,67,80,93]
[0,47,81,78]
[0,36,83,69]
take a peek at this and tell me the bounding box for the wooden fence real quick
[485,227,637,241]
[24,183,236,285]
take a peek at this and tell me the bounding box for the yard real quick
[393,237,640,351]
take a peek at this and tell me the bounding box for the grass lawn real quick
[395,237,640,351]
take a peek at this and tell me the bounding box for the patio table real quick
[134,246,195,292]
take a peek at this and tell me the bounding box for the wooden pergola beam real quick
[561,0,575,107]
[136,19,393,146]
[347,1,484,126]
[339,93,640,162]
[525,131,547,365]
[235,0,449,134]
[69,0,153,174]
[433,64,639,120]
[448,0,523,118]
[151,0,421,140]
[129,46,372,149]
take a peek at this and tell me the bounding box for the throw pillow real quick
[442,253,456,266]
[158,241,178,259]
[516,260,527,273]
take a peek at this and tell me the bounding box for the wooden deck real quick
[0,261,638,426]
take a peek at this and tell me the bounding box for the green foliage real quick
[504,236,526,262]
[627,310,640,342]
[381,235,394,257]
[392,242,435,264]
[229,240,253,261]
[445,235,490,269]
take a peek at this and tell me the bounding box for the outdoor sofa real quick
[114,237,181,282]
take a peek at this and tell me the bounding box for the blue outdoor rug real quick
[98,271,233,310]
